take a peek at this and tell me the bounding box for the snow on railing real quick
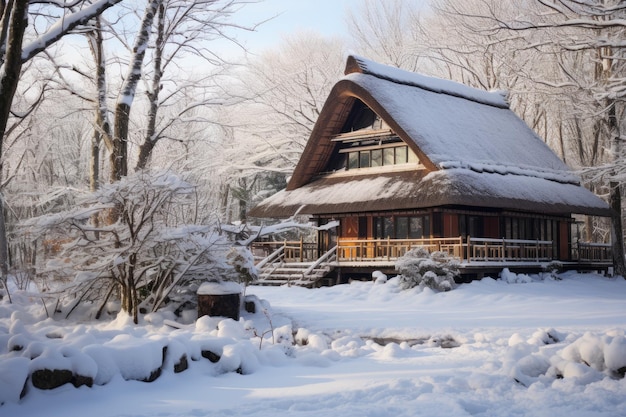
[303,246,337,277]
[255,245,285,269]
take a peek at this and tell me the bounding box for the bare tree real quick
[135,0,251,171]
[347,0,425,71]
[219,32,346,220]
[22,170,231,323]
[0,0,123,299]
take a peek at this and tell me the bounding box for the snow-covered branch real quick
[21,0,124,63]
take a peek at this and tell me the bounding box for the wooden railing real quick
[337,237,464,261]
[252,239,319,262]
[468,237,553,262]
[573,242,612,261]
[252,237,612,264]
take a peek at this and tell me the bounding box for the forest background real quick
[0,0,624,321]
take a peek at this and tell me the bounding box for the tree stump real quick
[197,281,242,321]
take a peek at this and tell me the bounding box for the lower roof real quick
[248,168,611,218]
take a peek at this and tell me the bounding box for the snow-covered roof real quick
[250,168,609,217]
[344,54,510,109]
[250,55,610,218]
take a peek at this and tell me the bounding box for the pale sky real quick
[231,0,362,54]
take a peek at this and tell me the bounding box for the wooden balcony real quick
[253,237,612,265]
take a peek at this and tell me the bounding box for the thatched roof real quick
[249,55,610,218]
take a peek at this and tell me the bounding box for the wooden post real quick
[299,236,304,262]
[467,235,471,263]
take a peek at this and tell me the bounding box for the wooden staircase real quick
[254,246,337,287]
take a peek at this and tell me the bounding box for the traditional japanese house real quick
[249,55,612,285]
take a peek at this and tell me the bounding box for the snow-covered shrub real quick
[506,329,626,386]
[20,170,235,323]
[558,331,626,378]
[395,247,459,291]
[226,246,258,286]
[543,261,563,280]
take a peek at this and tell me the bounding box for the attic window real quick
[346,145,419,170]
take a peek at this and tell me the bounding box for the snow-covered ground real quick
[1,270,626,417]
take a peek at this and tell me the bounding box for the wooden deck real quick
[252,237,613,286]
[253,237,612,265]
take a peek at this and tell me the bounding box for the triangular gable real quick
[288,55,577,191]
[287,59,438,190]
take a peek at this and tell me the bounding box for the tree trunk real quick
[107,0,160,226]
[0,2,28,142]
[110,0,160,182]
[135,2,165,172]
[88,17,112,196]
[110,102,130,182]
[608,100,625,276]
[0,1,29,295]
[135,139,156,172]
[609,181,626,276]
[0,195,11,302]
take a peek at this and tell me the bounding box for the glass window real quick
[409,217,423,239]
[396,217,409,239]
[359,151,370,168]
[384,217,393,238]
[371,149,382,167]
[396,146,408,164]
[345,145,417,169]
[348,152,359,170]
[383,148,395,165]
[469,216,482,237]
[375,216,394,238]
[375,217,382,238]
[546,220,553,241]
[459,215,467,236]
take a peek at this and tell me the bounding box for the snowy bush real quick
[504,329,626,387]
[559,331,626,378]
[395,247,459,291]
[226,246,259,286]
[20,170,237,323]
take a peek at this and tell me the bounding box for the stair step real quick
[268,268,309,272]
[255,277,318,286]
[255,253,336,287]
